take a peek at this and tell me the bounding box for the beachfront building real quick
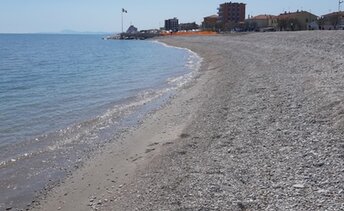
[218,2,246,31]
[126,25,138,34]
[165,18,179,32]
[179,22,199,31]
[245,14,278,31]
[278,10,318,31]
[319,11,344,30]
[202,15,220,31]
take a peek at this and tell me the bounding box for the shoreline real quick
[26,39,208,211]
[0,39,201,211]
[33,31,344,210]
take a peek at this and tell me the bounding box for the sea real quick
[0,34,201,209]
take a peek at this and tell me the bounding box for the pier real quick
[105,32,160,40]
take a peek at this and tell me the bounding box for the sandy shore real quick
[33,31,343,211]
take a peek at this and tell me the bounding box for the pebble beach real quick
[33,31,344,211]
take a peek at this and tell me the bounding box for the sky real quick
[0,0,340,33]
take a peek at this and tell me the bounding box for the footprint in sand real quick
[147,142,160,147]
[145,148,155,153]
[131,156,143,162]
[180,133,191,138]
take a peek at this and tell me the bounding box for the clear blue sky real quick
[0,0,339,33]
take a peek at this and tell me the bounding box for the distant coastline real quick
[0,30,113,35]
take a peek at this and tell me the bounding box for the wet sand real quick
[33,31,344,211]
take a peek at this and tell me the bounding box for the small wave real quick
[0,151,41,168]
[0,85,175,169]
[152,40,203,69]
[161,41,202,89]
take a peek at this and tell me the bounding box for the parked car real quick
[337,25,344,30]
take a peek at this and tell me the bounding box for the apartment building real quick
[165,18,179,32]
[218,2,246,30]
[202,15,219,31]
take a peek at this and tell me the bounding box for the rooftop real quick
[220,2,246,6]
[204,15,218,19]
[322,11,344,17]
[252,14,277,20]
[278,10,317,18]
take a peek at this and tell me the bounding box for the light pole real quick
[339,0,344,11]
[121,8,127,33]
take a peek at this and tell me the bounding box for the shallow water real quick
[0,34,201,209]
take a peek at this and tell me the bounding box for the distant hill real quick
[59,30,112,35]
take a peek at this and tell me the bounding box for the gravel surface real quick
[106,31,344,211]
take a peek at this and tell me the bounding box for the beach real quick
[32,31,344,211]
[0,36,200,210]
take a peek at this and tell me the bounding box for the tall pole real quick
[340,0,344,11]
[121,10,123,33]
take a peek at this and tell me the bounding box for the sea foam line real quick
[152,40,203,88]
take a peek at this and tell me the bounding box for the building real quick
[245,14,278,31]
[319,11,344,30]
[179,22,199,31]
[202,15,219,31]
[278,10,318,31]
[165,18,179,32]
[126,25,138,34]
[218,2,246,31]
[140,29,160,34]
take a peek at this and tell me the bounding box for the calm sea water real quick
[0,34,201,209]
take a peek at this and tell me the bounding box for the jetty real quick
[116,32,160,40]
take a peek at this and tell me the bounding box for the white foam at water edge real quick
[0,85,177,169]
[152,40,203,88]
[152,40,203,67]
[100,41,203,121]
[0,151,37,168]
